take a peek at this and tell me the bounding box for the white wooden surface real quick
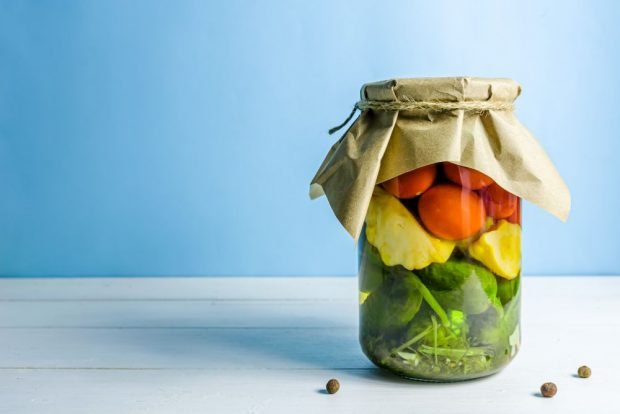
[0,276,618,413]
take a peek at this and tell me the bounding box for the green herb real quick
[432,315,439,364]
[419,260,498,315]
[497,277,520,305]
[388,325,433,358]
[417,344,492,359]
[408,272,450,326]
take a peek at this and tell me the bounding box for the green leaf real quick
[419,260,498,315]
[497,276,520,305]
[408,272,450,326]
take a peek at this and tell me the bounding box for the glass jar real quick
[358,162,521,381]
[310,77,570,382]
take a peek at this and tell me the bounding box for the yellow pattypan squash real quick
[365,187,455,270]
[469,220,521,279]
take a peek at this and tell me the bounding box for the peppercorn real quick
[326,378,340,394]
[577,365,591,378]
[540,382,557,398]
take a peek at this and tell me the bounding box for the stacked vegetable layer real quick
[359,163,521,380]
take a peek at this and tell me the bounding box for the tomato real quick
[506,201,521,224]
[443,163,494,190]
[382,164,437,199]
[482,183,518,219]
[418,184,486,240]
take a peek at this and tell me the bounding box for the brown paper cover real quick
[310,77,570,239]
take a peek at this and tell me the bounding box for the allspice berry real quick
[326,378,340,394]
[577,365,591,378]
[540,382,557,398]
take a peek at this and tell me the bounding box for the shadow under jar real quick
[358,162,521,381]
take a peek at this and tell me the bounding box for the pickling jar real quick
[310,77,570,381]
[358,164,521,380]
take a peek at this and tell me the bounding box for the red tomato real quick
[506,201,521,224]
[443,163,494,190]
[482,183,518,219]
[418,184,486,240]
[382,164,437,199]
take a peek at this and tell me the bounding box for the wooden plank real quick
[0,277,618,328]
[2,276,616,301]
[0,327,368,369]
[0,295,617,328]
[0,300,358,328]
[0,277,358,301]
[0,361,615,414]
[0,322,615,371]
[0,277,618,414]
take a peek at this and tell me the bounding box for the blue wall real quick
[0,0,618,276]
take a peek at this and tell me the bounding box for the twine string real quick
[328,99,514,135]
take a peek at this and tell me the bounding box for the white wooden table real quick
[0,276,617,413]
